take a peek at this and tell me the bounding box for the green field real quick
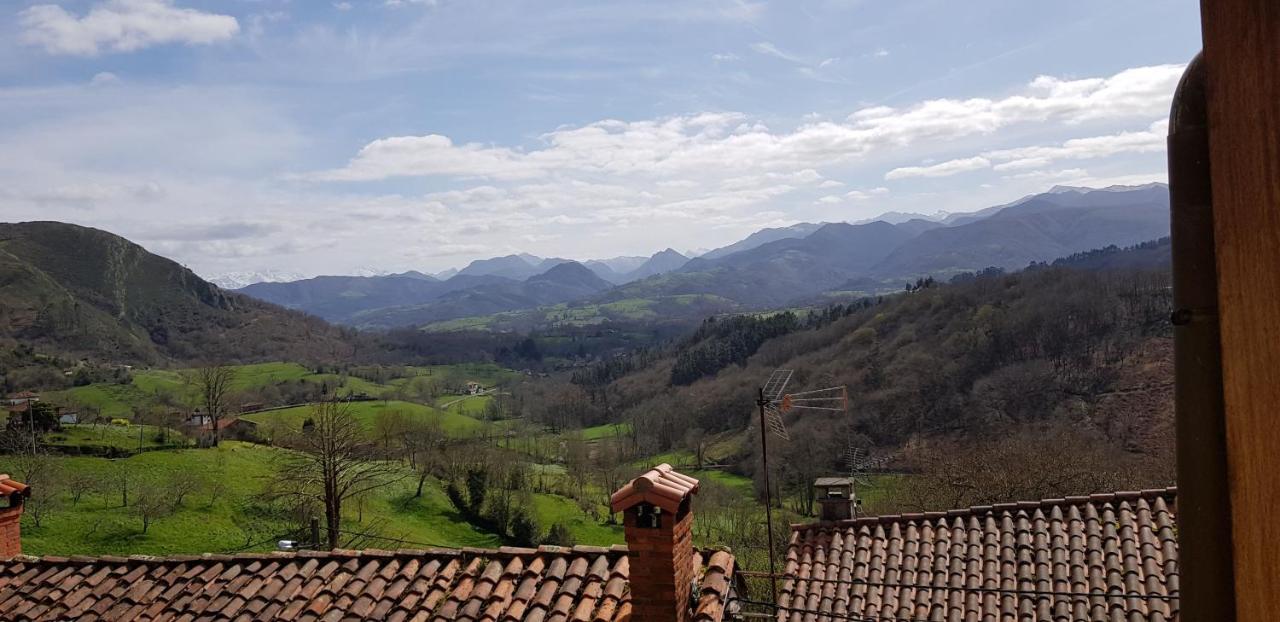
[43,362,518,419]
[578,422,633,440]
[7,442,627,557]
[44,424,186,451]
[242,400,487,437]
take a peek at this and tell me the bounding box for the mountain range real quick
[231,183,1170,329]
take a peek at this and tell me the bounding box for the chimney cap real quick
[0,474,30,501]
[815,477,855,487]
[610,463,699,514]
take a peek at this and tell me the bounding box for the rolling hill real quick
[238,272,521,323]
[0,221,354,364]
[352,261,615,329]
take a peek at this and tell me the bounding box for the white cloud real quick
[712,52,740,63]
[816,195,843,204]
[883,119,1170,180]
[309,64,1184,184]
[872,48,890,58]
[986,119,1169,170]
[885,156,991,180]
[333,2,353,10]
[818,179,844,188]
[89,71,121,86]
[845,187,889,201]
[20,0,239,56]
[1000,168,1089,181]
[751,41,804,64]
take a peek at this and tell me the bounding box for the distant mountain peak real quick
[208,270,306,290]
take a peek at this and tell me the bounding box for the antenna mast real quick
[754,369,846,603]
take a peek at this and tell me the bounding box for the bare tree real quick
[591,439,635,524]
[267,399,405,549]
[6,450,61,528]
[65,470,97,505]
[371,409,409,453]
[133,489,175,534]
[106,463,133,507]
[404,418,445,498]
[192,364,237,446]
[888,423,1158,513]
[166,470,208,507]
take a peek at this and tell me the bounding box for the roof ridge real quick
[2,543,638,566]
[790,486,1178,531]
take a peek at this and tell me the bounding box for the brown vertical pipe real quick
[1168,52,1236,622]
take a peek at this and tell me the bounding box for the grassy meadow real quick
[242,400,487,437]
[9,442,629,557]
[44,361,516,419]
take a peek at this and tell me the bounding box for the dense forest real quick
[517,252,1176,511]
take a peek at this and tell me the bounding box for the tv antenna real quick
[842,444,890,517]
[754,369,848,602]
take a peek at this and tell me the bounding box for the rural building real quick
[4,392,38,407]
[185,411,212,428]
[466,381,483,395]
[0,465,1185,621]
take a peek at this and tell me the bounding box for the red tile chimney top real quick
[0,474,30,558]
[610,463,699,514]
[612,464,701,622]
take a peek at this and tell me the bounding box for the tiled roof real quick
[0,544,738,622]
[0,475,29,501]
[609,463,700,513]
[781,488,1178,622]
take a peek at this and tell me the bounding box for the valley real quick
[1,183,1175,561]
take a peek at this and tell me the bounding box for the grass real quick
[43,362,518,419]
[577,422,633,440]
[242,400,486,437]
[530,494,623,546]
[8,442,633,557]
[44,424,186,451]
[434,394,493,418]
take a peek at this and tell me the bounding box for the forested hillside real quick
[517,243,1176,509]
[0,222,357,365]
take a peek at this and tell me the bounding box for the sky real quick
[0,0,1202,280]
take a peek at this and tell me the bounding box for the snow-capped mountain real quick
[208,270,306,290]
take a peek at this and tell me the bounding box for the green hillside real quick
[43,361,517,419]
[242,400,487,437]
[0,221,354,364]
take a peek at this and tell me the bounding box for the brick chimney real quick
[610,463,700,622]
[0,474,30,558]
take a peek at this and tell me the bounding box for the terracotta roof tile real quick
[0,474,30,501]
[609,463,700,513]
[2,544,737,621]
[781,487,1179,622]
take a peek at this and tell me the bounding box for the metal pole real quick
[757,388,779,603]
[1168,51,1236,622]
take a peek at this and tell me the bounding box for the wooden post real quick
[1199,1,1280,619]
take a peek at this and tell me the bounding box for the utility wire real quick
[330,528,461,551]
